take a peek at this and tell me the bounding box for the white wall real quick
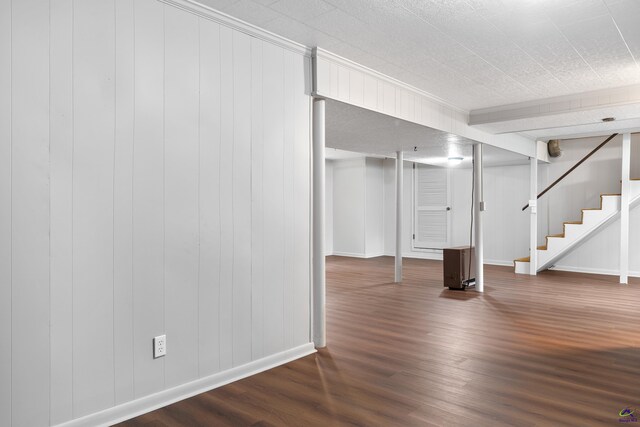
[373,136,639,274]
[0,1,312,426]
[365,158,385,256]
[326,159,334,255]
[383,160,423,258]
[329,137,638,276]
[547,136,626,236]
[381,159,538,265]
[448,164,545,266]
[332,158,366,256]
[331,157,385,257]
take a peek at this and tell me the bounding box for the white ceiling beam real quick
[313,48,536,158]
[469,84,640,138]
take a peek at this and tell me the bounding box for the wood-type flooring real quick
[119,256,640,426]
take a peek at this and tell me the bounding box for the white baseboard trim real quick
[396,254,514,266]
[384,251,442,260]
[333,252,522,267]
[54,343,316,427]
[331,251,377,258]
[549,265,640,278]
[484,259,514,267]
[331,251,367,258]
[365,252,387,258]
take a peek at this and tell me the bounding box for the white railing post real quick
[395,151,403,283]
[529,155,538,275]
[620,133,631,284]
[474,144,484,292]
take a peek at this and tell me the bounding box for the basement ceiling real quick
[199,0,640,111]
[325,100,528,168]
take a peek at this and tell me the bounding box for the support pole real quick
[312,98,326,347]
[474,144,484,292]
[620,133,631,284]
[529,155,538,276]
[395,151,403,283]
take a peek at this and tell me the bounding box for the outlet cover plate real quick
[154,335,166,358]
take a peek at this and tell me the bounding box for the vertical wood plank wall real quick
[11,0,51,426]
[114,0,136,408]
[73,0,117,417]
[262,42,286,358]
[0,1,312,425]
[0,0,11,423]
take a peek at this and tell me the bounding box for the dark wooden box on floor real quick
[443,246,475,289]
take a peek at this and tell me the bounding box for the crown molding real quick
[159,0,311,57]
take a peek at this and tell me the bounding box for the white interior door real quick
[413,164,451,249]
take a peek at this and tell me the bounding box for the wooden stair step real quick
[515,179,638,272]
[515,180,637,272]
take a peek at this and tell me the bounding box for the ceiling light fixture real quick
[448,156,463,166]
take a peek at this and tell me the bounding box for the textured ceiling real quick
[325,100,528,168]
[198,0,640,111]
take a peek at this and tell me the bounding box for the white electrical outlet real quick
[154,335,166,358]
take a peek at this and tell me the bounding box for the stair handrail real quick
[522,133,619,211]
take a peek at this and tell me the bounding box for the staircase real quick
[514,178,640,274]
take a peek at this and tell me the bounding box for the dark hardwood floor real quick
[119,256,640,426]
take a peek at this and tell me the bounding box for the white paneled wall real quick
[133,0,165,402]
[0,0,10,423]
[113,0,136,406]
[10,1,52,427]
[74,0,117,415]
[0,1,312,425]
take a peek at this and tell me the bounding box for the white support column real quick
[474,144,484,292]
[312,98,326,347]
[529,156,538,276]
[395,151,403,283]
[620,133,631,284]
